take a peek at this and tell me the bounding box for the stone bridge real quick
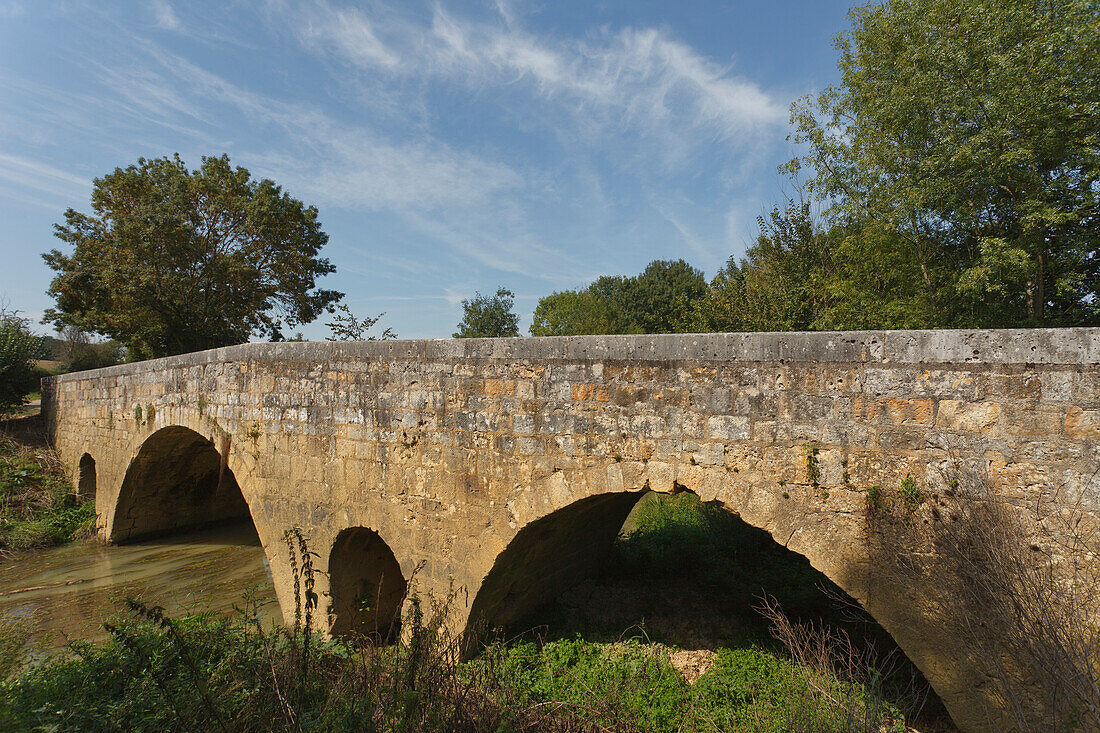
[42,329,1100,732]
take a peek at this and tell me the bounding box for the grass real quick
[0,424,96,554]
[0,593,915,732]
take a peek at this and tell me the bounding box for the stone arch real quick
[467,490,647,634]
[464,485,955,726]
[328,527,408,639]
[109,425,253,543]
[77,452,96,500]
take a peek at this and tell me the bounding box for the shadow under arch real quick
[77,452,96,500]
[109,425,252,544]
[464,488,952,726]
[466,490,647,637]
[328,527,408,639]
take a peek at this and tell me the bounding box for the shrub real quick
[0,312,41,415]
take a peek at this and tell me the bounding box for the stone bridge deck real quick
[43,329,1100,732]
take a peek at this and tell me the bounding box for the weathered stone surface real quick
[41,328,1100,733]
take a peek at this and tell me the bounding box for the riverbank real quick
[0,417,95,555]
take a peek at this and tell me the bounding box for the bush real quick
[0,313,42,414]
[0,433,95,553]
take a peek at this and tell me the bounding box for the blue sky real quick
[0,0,857,340]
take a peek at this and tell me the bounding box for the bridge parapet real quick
[43,329,1100,732]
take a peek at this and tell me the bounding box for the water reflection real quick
[0,523,279,654]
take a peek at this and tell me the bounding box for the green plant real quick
[899,476,921,513]
[144,404,154,424]
[133,404,142,424]
[0,310,42,415]
[802,443,821,487]
[325,303,396,341]
[0,434,95,552]
[865,485,886,516]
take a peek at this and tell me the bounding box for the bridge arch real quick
[465,483,952,724]
[76,452,96,500]
[109,425,253,544]
[328,526,407,639]
[467,490,647,633]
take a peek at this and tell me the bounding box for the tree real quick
[325,304,396,341]
[628,259,708,333]
[788,0,1100,327]
[529,290,612,336]
[454,288,520,338]
[531,259,708,337]
[0,309,42,414]
[43,154,342,360]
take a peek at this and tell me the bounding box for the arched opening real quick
[328,527,407,640]
[111,426,251,543]
[467,490,646,633]
[466,489,953,729]
[77,453,96,500]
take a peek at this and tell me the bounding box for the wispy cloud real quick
[296,1,400,68]
[0,153,89,203]
[288,1,784,154]
[151,0,182,31]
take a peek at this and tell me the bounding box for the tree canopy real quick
[530,259,707,336]
[0,310,42,413]
[454,288,521,338]
[786,0,1100,328]
[43,154,342,360]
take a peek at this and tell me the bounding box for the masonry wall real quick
[43,329,1100,732]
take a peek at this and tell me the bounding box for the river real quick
[0,523,279,656]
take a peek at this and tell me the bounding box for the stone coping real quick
[44,328,1100,384]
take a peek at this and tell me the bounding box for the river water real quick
[0,523,279,656]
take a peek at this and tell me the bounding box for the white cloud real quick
[297,1,399,68]
[288,2,784,151]
[151,0,182,31]
[0,153,89,202]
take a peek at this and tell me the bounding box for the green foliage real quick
[478,638,689,731]
[865,485,887,516]
[803,443,821,487]
[529,290,613,336]
[615,493,844,625]
[324,303,396,342]
[787,0,1100,328]
[43,154,342,360]
[627,259,708,334]
[532,259,707,336]
[0,312,42,415]
[39,329,124,372]
[0,435,95,553]
[693,201,939,333]
[899,476,922,513]
[453,287,520,338]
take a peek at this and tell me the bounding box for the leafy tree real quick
[454,288,520,338]
[0,310,42,413]
[325,304,396,341]
[586,275,645,334]
[788,0,1100,327]
[694,201,938,332]
[629,260,707,333]
[530,290,613,336]
[531,260,708,337]
[43,154,342,359]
